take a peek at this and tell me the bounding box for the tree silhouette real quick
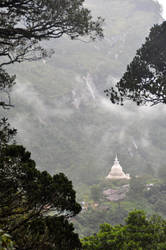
[105,21,166,106]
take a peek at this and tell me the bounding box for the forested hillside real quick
[1,0,166,245]
[7,0,164,190]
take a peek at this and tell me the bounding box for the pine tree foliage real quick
[105,21,166,106]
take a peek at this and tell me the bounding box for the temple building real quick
[106,155,130,180]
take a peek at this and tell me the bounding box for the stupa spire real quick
[106,155,130,180]
[115,154,119,164]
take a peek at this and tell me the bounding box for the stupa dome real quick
[106,155,130,180]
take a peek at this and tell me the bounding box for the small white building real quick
[106,155,130,180]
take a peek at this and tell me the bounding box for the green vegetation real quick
[1,0,166,248]
[0,230,14,250]
[105,21,166,105]
[0,120,81,249]
[82,210,166,250]
[6,0,163,191]
[74,175,166,237]
[0,0,103,108]
[0,0,104,249]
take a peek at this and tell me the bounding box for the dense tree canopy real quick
[0,120,82,249]
[0,0,104,248]
[82,210,166,249]
[0,229,14,250]
[105,21,166,106]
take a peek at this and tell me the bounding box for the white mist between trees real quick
[157,0,166,19]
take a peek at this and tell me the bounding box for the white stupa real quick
[106,155,130,180]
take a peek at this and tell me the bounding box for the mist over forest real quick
[2,0,166,247]
[6,0,164,189]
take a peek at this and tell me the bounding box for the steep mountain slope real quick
[7,0,165,189]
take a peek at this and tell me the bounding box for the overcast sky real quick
[157,0,166,19]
